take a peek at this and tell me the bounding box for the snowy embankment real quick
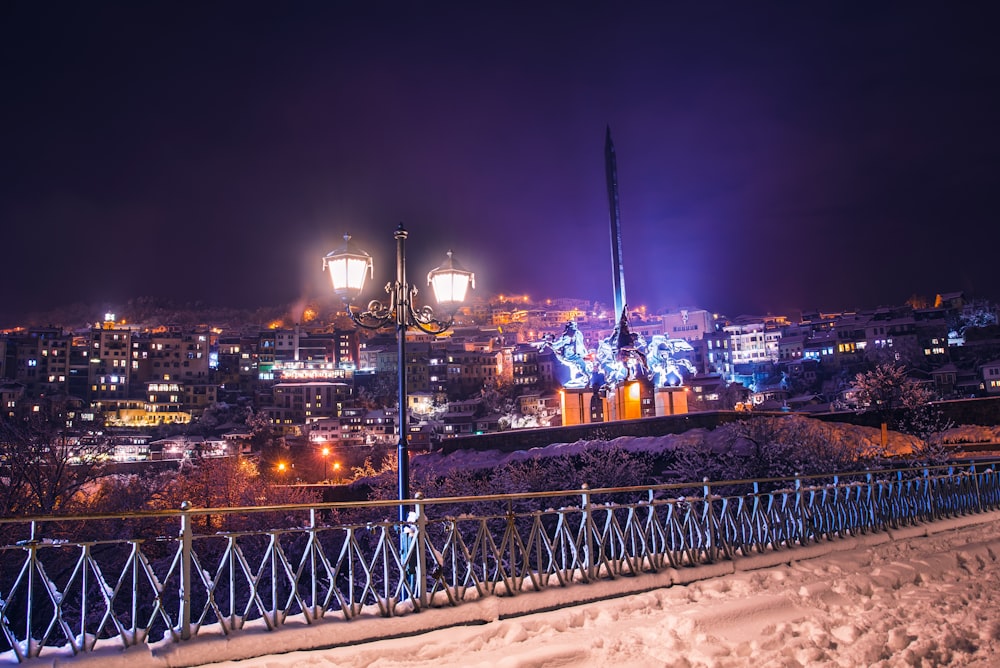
[411,418,915,478]
[413,419,1000,480]
[198,511,1000,668]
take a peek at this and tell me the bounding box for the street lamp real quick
[323,223,474,522]
[321,445,330,481]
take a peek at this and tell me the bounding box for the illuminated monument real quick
[553,128,693,425]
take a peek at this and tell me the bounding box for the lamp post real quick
[323,223,474,522]
[321,445,330,481]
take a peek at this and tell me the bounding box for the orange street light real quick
[321,446,331,481]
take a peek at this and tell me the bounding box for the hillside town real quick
[2,290,999,468]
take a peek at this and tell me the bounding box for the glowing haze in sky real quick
[2,2,998,325]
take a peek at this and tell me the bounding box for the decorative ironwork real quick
[328,224,465,336]
[2,462,998,662]
[349,286,453,336]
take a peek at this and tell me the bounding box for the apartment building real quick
[725,321,772,365]
[266,380,351,427]
[444,348,499,398]
[512,344,540,387]
[661,308,714,342]
[89,325,132,401]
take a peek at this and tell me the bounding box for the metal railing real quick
[2,461,999,663]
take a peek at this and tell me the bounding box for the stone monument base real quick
[655,386,689,416]
[560,387,598,426]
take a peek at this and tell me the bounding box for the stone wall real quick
[438,410,749,455]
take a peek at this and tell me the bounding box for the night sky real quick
[3,2,999,326]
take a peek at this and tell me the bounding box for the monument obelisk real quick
[605,126,627,321]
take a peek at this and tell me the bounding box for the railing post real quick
[270,530,280,628]
[21,521,38,661]
[752,480,760,517]
[948,466,957,516]
[506,499,517,590]
[894,469,904,526]
[414,493,428,608]
[228,535,238,629]
[309,508,319,621]
[922,468,932,519]
[702,478,716,561]
[581,484,595,580]
[970,463,984,513]
[795,474,806,545]
[865,473,875,528]
[647,488,658,556]
[178,501,193,642]
[831,475,839,533]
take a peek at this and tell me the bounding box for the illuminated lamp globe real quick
[322,234,373,302]
[427,250,475,309]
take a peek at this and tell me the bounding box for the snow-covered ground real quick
[199,511,1000,668]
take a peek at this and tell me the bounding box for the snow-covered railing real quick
[1,461,999,663]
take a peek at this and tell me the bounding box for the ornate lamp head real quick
[427,250,475,310]
[322,234,373,302]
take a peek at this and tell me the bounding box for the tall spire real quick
[605,126,627,321]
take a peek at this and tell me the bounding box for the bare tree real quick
[669,416,889,486]
[854,362,932,447]
[244,408,290,480]
[477,378,517,416]
[152,455,320,531]
[356,373,398,410]
[0,412,115,516]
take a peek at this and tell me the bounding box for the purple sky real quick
[3,2,998,325]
